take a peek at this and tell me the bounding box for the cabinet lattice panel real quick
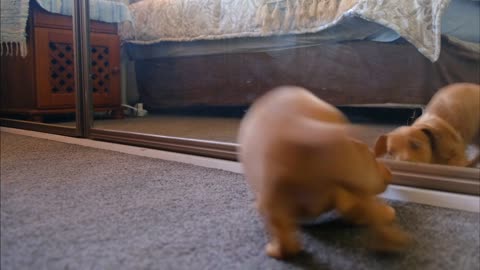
[91,46,111,94]
[48,42,74,94]
[48,42,112,95]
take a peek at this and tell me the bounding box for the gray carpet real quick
[1,132,479,270]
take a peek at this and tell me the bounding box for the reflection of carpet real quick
[67,114,480,167]
[88,115,396,145]
[1,132,479,270]
[93,115,242,142]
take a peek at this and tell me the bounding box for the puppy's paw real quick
[352,201,396,226]
[265,241,302,259]
[381,205,396,224]
[447,153,472,167]
[370,225,412,253]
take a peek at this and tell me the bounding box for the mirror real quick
[0,1,82,134]
[82,0,478,171]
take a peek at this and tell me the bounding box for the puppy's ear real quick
[420,128,437,151]
[374,134,388,157]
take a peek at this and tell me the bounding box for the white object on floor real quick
[135,103,148,117]
[121,103,148,117]
[1,126,479,213]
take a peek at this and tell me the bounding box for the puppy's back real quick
[425,83,480,142]
[238,86,347,150]
[238,86,348,192]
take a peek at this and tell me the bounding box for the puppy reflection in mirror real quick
[238,86,410,259]
[375,83,480,167]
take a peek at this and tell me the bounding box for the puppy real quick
[238,86,409,259]
[375,83,480,166]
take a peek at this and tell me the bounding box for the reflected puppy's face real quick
[374,126,433,163]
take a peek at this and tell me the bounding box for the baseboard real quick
[2,126,479,212]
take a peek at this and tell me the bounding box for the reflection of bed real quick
[121,0,480,110]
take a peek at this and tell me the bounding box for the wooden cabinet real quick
[0,3,122,121]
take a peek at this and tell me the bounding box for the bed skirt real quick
[132,37,480,110]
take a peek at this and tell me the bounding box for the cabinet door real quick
[89,32,121,107]
[35,27,121,108]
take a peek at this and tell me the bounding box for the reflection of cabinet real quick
[0,3,122,122]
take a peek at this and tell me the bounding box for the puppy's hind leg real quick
[263,210,301,259]
[259,185,302,259]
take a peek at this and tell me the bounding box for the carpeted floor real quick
[1,132,479,270]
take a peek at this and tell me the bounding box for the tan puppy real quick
[375,83,480,166]
[238,86,409,259]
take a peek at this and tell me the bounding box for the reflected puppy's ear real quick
[419,127,437,151]
[374,134,388,157]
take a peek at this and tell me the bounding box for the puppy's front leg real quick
[334,189,395,225]
[361,199,411,252]
[447,152,471,167]
[334,189,410,252]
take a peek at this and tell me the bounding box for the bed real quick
[119,0,480,110]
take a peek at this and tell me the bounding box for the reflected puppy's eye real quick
[409,140,422,150]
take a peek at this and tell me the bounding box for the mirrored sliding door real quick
[80,0,479,194]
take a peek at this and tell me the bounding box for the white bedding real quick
[35,0,132,23]
[120,0,451,61]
